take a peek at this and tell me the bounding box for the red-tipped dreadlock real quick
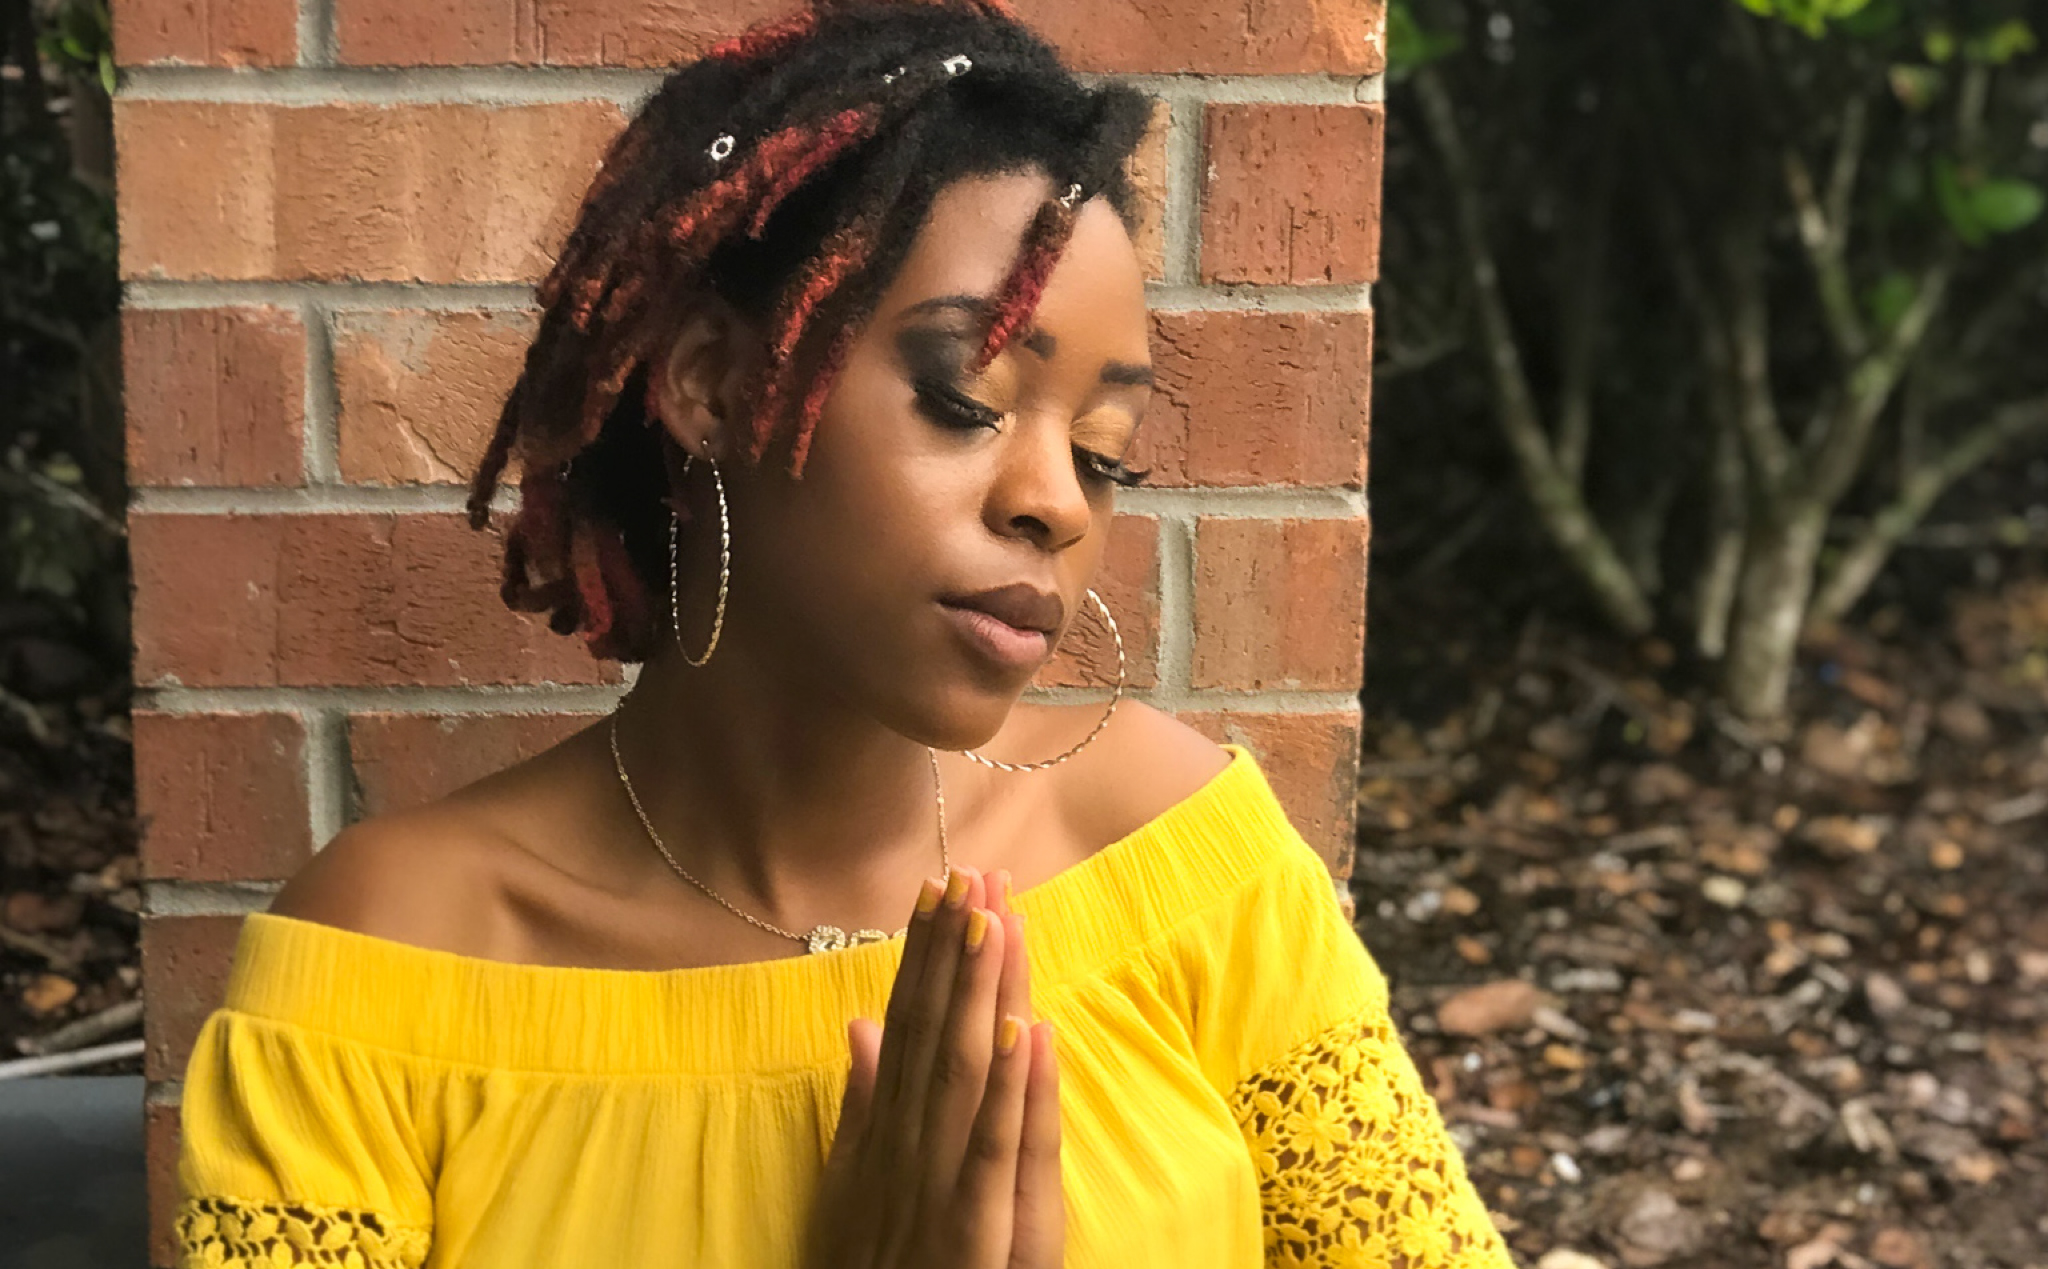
[464,0,1154,664]
[971,190,1080,371]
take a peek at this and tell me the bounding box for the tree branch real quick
[1412,64,1655,637]
[1802,258,1952,508]
[1782,95,1871,362]
[1810,393,2048,625]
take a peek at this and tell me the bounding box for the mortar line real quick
[298,0,336,67]
[127,483,1363,518]
[126,281,536,310]
[1157,514,1195,693]
[303,298,340,483]
[144,880,280,917]
[123,278,1370,314]
[124,67,1378,106]
[136,683,1359,716]
[1161,96,1202,287]
[305,707,350,849]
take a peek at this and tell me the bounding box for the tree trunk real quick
[1693,422,1745,659]
[1722,508,1827,721]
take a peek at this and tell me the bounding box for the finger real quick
[812,1016,883,1267]
[871,869,955,1126]
[919,902,1005,1206]
[994,909,1032,1033]
[891,866,984,1146]
[1009,1022,1064,1269]
[953,1010,1030,1244]
[831,1015,881,1163]
[873,866,983,1261]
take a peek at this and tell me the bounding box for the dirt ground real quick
[1354,578,2048,1269]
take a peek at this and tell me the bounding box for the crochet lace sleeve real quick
[1227,1001,1515,1268]
[177,1196,431,1268]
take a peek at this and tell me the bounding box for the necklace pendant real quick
[806,926,899,954]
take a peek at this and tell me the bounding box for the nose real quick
[985,409,1093,552]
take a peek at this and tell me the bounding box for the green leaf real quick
[97,51,114,96]
[1932,157,1985,244]
[1969,180,2045,235]
[1865,271,1917,331]
[1886,63,1942,110]
[1387,2,1464,78]
[1971,20,2037,65]
[1838,0,1904,38]
[1925,25,1957,62]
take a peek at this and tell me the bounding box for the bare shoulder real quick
[265,802,514,957]
[1047,699,1233,848]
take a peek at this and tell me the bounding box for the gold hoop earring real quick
[961,587,1125,773]
[671,448,729,667]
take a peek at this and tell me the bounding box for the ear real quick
[649,293,761,464]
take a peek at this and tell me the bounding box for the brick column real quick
[116,3,1383,1260]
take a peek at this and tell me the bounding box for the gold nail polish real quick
[944,867,971,908]
[1003,873,1015,908]
[965,908,990,949]
[997,1015,1021,1055]
[915,877,942,915]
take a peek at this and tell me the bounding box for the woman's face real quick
[710,169,1152,749]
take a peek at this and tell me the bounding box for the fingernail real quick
[1002,872,1015,908]
[915,876,943,915]
[965,907,990,949]
[997,1014,1022,1055]
[944,867,972,909]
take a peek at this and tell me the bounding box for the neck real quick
[603,633,959,937]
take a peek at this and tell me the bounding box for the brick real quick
[1137,311,1371,488]
[1125,100,1168,281]
[124,307,305,487]
[145,1097,181,1268]
[142,915,241,1082]
[334,309,538,485]
[1192,516,1368,690]
[1182,709,1361,872]
[113,0,296,67]
[117,101,625,282]
[332,0,1385,73]
[133,711,311,881]
[1034,515,1159,691]
[1201,104,1384,286]
[130,512,627,688]
[349,711,601,817]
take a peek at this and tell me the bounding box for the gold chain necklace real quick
[606,711,952,955]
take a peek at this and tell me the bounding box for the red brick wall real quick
[118,3,1383,1260]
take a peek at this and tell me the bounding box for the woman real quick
[172,2,1514,1266]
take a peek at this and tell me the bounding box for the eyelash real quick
[911,378,1150,489]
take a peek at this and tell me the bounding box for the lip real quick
[939,602,1051,669]
[936,584,1063,672]
[942,583,1065,636]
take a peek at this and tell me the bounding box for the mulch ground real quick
[1354,581,2048,1269]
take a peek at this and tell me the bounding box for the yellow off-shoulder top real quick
[175,745,1514,1268]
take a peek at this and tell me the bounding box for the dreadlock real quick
[464,0,1154,665]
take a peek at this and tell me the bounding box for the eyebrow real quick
[899,294,1154,387]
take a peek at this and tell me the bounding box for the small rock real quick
[22,973,78,1016]
[1869,1228,1929,1269]
[1438,979,1541,1036]
[1935,696,1993,744]
[1538,1251,1609,1269]
[1628,763,1695,806]
[1863,972,1909,1017]
[1702,876,1748,908]
[1614,1187,1705,1266]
